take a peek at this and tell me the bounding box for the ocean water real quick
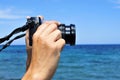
[0,45,120,80]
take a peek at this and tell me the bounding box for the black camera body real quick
[27,17,76,46]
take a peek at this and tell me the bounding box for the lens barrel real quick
[58,24,76,45]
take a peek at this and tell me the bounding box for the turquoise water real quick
[0,45,120,80]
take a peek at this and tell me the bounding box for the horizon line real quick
[1,44,120,46]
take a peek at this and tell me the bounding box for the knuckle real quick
[51,23,57,29]
[62,39,66,44]
[33,33,38,40]
[39,35,49,44]
[56,30,62,37]
[39,34,44,39]
[57,29,61,34]
[33,33,44,42]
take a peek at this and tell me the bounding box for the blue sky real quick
[0,0,120,45]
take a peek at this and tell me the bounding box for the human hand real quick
[23,21,65,80]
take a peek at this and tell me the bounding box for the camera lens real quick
[58,24,76,45]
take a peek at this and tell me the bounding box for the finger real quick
[48,30,61,42]
[35,22,50,35]
[35,21,59,36]
[45,21,60,25]
[25,30,29,39]
[55,39,65,51]
[25,30,32,49]
[43,23,57,35]
[42,21,60,35]
[25,30,29,45]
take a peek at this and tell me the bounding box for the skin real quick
[22,20,65,80]
[25,30,32,71]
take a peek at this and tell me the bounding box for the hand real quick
[22,21,65,80]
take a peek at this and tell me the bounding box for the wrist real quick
[22,70,49,80]
[23,64,52,80]
[31,72,51,80]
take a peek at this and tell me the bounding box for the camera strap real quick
[0,21,33,52]
[0,33,25,52]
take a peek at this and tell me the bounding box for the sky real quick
[0,0,120,45]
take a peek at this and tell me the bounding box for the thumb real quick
[55,39,65,51]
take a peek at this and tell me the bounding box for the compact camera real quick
[27,17,76,46]
[0,16,76,51]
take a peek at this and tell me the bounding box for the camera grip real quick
[29,25,36,46]
[28,17,42,46]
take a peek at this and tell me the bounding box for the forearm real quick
[22,61,52,80]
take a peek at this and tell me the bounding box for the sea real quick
[0,45,120,80]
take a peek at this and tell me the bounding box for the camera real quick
[27,17,76,46]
